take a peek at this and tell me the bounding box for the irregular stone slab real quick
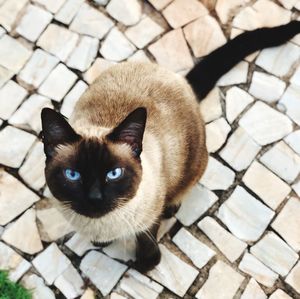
[157,217,176,241]
[284,130,300,155]
[232,0,291,31]
[107,0,142,26]
[37,24,79,62]
[249,71,286,102]
[81,288,96,299]
[290,64,300,86]
[65,233,95,256]
[256,42,300,77]
[220,127,261,171]
[205,117,231,153]
[242,161,291,210]
[125,16,164,49]
[0,170,39,225]
[119,269,163,299]
[0,0,28,31]
[36,205,73,242]
[184,15,226,57]
[198,216,247,263]
[21,274,55,299]
[100,28,136,62]
[103,237,136,262]
[217,186,275,242]
[55,0,85,25]
[176,184,218,226]
[19,141,46,190]
[32,243,71,285]
[240,278,267,299]
[279,84,300,126]
[9,94,53,132]
[239,101,293,146]
[260,141,300,183]
[0,35,32,74]
[199,156,235,191]
[238,252,278,287]
[0,80,28,120]
[16,4,52,42]
[67,36,99,72]
[17,49,59,90]
[292,180,300,197]
[54,264,84,299]
[148,29,194,73]
[39,63,77,102]
[225,87,254,124]
[147,0,173,10]
[0,65,14,88]
[199,88,222,123]
[80,250,127,296]
[163,0,208,28]
[33,0,66,13]
[70,3,114,39]
[285,261,300,294]
[272,197,300,252]
[196,260,244,299]
[217,61,248,86]
[250,232,298,276]
[269,289,293,299]
[0,126,36,168]
[127,50,151,63]
[278,0,298,9]
[61,80,88,118]
[83,58,116,84]
[173,228,215,269]
[2,208,43,255]
[0,241,31,282]
[148,244,198,297]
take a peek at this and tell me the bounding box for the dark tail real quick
[186,21,300,100]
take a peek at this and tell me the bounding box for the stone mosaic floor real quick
[0,0,300,298]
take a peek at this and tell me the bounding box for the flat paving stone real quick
[157,217,176,241]
[0,66,14,89]
[240,278,267,299]
[225,86,254,124]
[217,61,249,86]
[269,289,293,299]
[199,88,222,123]
[70,3,114,39]
[16,4,52,42]
[37,24,79,62]
[239,252,279,287]
[33,243,71,285]
[38,63,77,102]
[163,0,208,29]
[127,50,151,63]
[195,260,244,299]
[2,208,43,255]
[250,232,298,276]
[103,237,136,262]
[147,0,173,10]
[198,216,247,263]
[148,244,198,297]
[199,156,235,191]
[271,197,300,251]
[0,241,31,282]
[260,141,300,183]
[0,126,36,168]
[176,184,218,226]
[242,160,291,210]
[284,130,300,155]
[55,0,85,25]
[285,261,300,294]
[148,29,194,73]
[173,228,215,269]
[80,250,127,296]
[220,127,261,171]
[249,71,286,103]
[100,27,136,62]
[65,233,96,257]
[0,80,28,120]
[33,0,66,13]
[217,186,275,242]
[239,101,293,146]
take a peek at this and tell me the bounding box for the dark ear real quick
[108,107,147,157]
[41,108,80,158]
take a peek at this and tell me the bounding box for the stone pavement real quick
[0,0,299,298]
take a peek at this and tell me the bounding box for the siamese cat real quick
[41,21,300,272]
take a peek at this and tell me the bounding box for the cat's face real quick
[41,107,146,218]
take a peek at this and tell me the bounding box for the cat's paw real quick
[133,248,161,273]
[91,240,112,247]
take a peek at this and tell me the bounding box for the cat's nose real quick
[88,182,102,202]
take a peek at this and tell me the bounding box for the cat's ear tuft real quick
[108,107,147,157]
[41,108,80,158]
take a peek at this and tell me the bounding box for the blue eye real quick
[64,169,81,181]
[106,168,123,181]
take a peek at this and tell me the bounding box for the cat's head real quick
[41,107,147,218]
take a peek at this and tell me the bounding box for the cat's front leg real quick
[134,222,161,273]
